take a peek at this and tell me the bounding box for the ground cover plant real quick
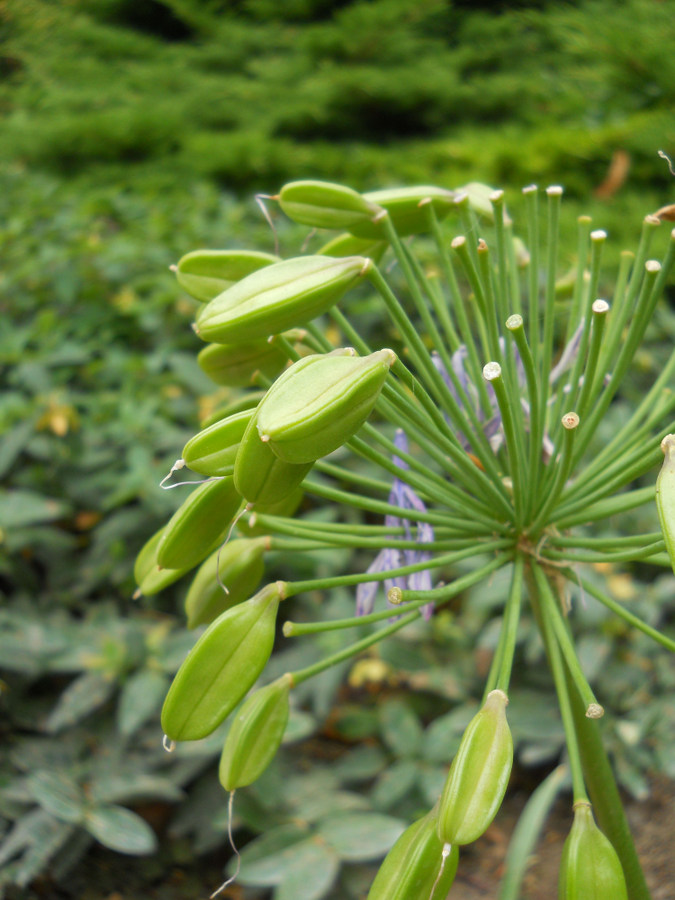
[140,179,675,899]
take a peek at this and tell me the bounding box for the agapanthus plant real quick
[137,179,675,899]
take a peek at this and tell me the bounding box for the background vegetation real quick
[1,0,674,896]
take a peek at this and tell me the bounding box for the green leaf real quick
[275,839,340,900]
[44,672,117,733]
[318,812,406,862]
[84,805,157,855]
[26,771,85,825]
[0,489,68,529]
[90,773,184,806]
[236,823,312,886]
[370,759,420,811]
[378,699,423,758]
[117,668,168,737]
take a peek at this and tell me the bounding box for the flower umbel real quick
[149,179,675,900]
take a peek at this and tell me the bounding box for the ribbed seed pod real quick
[234,409,313,505]
[278,180,382,231]
[196,338,290,387]
[133,527,191,596]
[200,392,266,429]
[318,231,388,265]
[656,434,675,573]
[195,255,370,344]
[175,249,279,303]
[257,348,396,464]
[236,486,305,537]
[349,186,456,238]
[156,476,242,571]
[437,689,513,845]
[367,809,459,900]
[184,537,266,629]
[219,674,292,791]
[161,581,282,741]
[182,409,254,478]
[558,802,628,899]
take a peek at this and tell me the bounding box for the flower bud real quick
[161,581,282,741]
[236,486,305,537]
[437,689,513,845]
[318,231,388,265]
[219,674,292,791]
[196,336,294,387]
[175,249,279,303]
[278,180,381,231]
[156,476,242,571]
[234,409,313,505]
[133,527,190,596]
[256,348,396,464]
[367,809,459,900]
[182,409,254,478]
[656,434,675,574]
[349,186,456,238]
[184,537,266,629]
[558,802,627,899]
[195,255,370,344]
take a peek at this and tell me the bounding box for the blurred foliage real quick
[1,0,674,200]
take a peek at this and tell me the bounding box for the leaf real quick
[117,668,169,737]
[84,805,157,855]
[275,839,340,900]
[282,707,316,743]
[44,672,116,733]
[318,812,406,862]
[26,771,85,824]
[331,744,388,783]
[370,759,420,810]
[90,773,184,806]
[235,823,312,886]
[379,699,423,758]
[0,489,68,529]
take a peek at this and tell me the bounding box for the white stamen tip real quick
[163,735,176,753]
[591,299,610,314]
[482,361,502,382]
[591,229,607,241]
[562,412,580,430]
[506,314,523,330]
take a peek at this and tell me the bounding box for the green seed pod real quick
[278,180,382,231]
[456,182,497,222]
[184,537,266,629]
[182,409,254,477]
[194,255,370,344]
[257,348,396,464]
[318,232,388,265]
[558,802,628,900]
[219,673,292,791]
[656,434,675,573]
[156,476,242,571]
[234,408,313,505]
[175,249,279,303]
[197,338,290,387]
[367,809,459,900]
[349,186,456,239]
[236,486,305,537]
[133,527,191,596]
[437,689,513,846]
[161,581,283,741]
[200,391,266,429]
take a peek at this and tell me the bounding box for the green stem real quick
[283,540,512,597]
[290,610,420,686]
[530,562,588,802]
[566,571,675,654]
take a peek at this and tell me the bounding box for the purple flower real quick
[356,430,435,619]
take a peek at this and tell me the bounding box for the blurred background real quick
[1,1,675,898]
